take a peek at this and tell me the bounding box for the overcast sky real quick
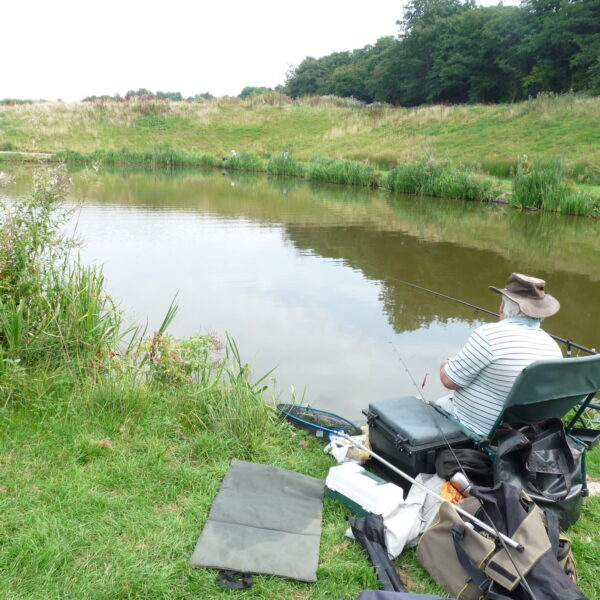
[3,0,518,101]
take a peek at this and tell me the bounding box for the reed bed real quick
[223,151,266,172]
[31,148,600,214]
[54,148,220,168]
[384,159,496,202]
[305,156,374,186]
[267,153,306,177]
[511,160,597,215]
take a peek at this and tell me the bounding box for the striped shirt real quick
[444,317,562,437]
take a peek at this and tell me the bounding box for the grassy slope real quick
[1,387,598,600]
[1,94,599,178]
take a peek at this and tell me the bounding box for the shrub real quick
[142,332,222,387]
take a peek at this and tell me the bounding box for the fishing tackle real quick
[281,403,523,551]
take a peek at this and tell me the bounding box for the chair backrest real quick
[488,354,600,435]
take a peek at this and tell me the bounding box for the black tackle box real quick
[364,396,474,493]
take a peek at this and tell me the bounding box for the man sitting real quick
[438,273,562,437]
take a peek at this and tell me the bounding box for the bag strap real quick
[215,570,254,589]
[544,510,561,557]
[451,526,513,600]
[496,428,531,458]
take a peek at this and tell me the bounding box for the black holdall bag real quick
[435,448,493,487]
[493,418,585,528]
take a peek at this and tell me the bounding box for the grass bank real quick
[0,169,598,598]
[0,93,598,179]
[2,93,599,214]
[2,381,597,600]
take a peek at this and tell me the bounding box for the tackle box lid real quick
[367,396,465,446]
[325,462,404,517]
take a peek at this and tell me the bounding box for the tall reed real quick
[305,156,374,186]
[223,152,266,172]
[384,158,495,201]
[0,167,124,401]
[267,153,306,177]
[54,148,220,168]
[511,160,596,215]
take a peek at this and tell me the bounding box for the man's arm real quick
[439,359,462,390]
[441,328,493,391]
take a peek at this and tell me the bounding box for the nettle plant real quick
[142,331,224,387]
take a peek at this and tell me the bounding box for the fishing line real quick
[387,276,597,356]
[389,342,537,600]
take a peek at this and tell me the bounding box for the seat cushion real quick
[369,396,465,446]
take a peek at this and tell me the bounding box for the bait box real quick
[364,396,473,493]
[325,462,404,517]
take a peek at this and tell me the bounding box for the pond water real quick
[2,165,599,422]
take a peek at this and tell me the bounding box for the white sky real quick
[3,0,518,101]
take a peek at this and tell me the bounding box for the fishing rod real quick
[390,344,537,600]
[279,407,523,550]
[388,277,597,356]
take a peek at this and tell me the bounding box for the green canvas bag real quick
[416,483,586,600]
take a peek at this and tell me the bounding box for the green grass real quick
[54,148,220,169]
[267,153,306,177]
[1,144,598,600]
[0,382,598,600]
[223,151,266,172]
[0,380,382,600]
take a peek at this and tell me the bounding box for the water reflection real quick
[2,165,598,421]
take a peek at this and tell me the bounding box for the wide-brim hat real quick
[489,272,560,318]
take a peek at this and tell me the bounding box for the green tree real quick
[521,0,600,94]
[238,86,274,98]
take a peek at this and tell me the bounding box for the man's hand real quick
[440,359,461,390]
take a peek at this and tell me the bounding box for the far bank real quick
[1,93,599,215]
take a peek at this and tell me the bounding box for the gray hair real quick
[502,296,541,320]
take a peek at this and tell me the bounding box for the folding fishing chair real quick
[365,355,599,508]
[433,353,600,505]
[434,354,600,447]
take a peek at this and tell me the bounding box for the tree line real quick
[284,0,600,105]
[82,89,215,102]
